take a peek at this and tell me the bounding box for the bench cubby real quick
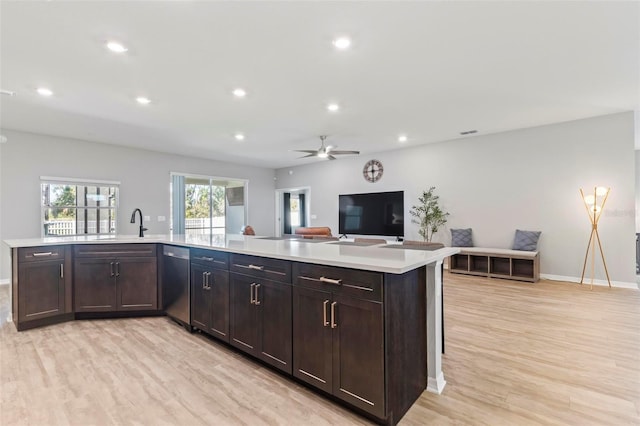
[449,248,539,283]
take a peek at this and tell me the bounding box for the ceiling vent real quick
[0,89,16,96]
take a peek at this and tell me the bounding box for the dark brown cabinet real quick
[190,248,229,341]
[12,245,73,331]
[230,254,292,374]
[74,244,158,313]
[292,263,384,418]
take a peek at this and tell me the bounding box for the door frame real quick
[274,187,311,237]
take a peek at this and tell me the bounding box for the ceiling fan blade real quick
[293,149,319,154]
[298,153,318,158]
[328,155,337,160]
[328,150,360,155]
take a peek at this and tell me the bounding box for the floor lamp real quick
[579,186,611,289]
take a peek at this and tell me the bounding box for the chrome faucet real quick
[130,208,148,238]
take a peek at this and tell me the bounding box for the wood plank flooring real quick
[1,273,639,425]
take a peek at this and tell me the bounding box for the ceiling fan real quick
[294,135,360,160]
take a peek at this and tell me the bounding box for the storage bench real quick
[449,247,539,283]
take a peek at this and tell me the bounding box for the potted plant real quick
[410,187,449,242]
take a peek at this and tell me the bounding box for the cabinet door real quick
[74,258,116,312]
[209,269,230,342]
[332,293,385,419]
[18,260,65,322]
[292,286,333,393]
[117,257,158,311]
[190,262,211,330]
[229,273,258,355]
[256,279,292,374]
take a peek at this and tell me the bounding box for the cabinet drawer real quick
[190,248,229,270]
[74,244,157,258]
[293,262,382,302]
[18,245,65,262]
[230,254,291,283]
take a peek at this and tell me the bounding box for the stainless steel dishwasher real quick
[162,245,191,330]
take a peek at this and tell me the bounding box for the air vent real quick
[460,130,478,135]
[1,89,16,96]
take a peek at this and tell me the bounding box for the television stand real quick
[339,233,348,239]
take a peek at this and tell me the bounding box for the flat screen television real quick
[338,191,404,237]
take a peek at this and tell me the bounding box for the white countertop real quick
[4,234,458,274]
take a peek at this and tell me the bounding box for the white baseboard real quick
[0,279,9,286]
[540,273,638,289]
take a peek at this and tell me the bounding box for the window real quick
[290,195,300,227]
[41,177,119,236]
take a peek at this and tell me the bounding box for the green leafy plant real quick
[410,187,450,242]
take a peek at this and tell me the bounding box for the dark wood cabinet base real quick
[14,313,75,331]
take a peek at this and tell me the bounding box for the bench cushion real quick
[455,247,538,258]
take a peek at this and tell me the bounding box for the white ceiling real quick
[1,1,638,168]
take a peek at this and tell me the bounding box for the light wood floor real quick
[1,273,639,425]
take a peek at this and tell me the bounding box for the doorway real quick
[274,187,310,237]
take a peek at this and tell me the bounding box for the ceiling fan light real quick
[37,87,53,97]
[317,152,328,158]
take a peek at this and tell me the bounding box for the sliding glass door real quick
[171,174,247,236]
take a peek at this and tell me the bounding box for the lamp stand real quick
[579,187,611,289]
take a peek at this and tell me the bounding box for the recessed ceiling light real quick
[333,37,351,50]
[37,87,53,97]
[234,133,245,141]
[232,88,247,98]
[106,41,128,53]
[398,135,408,143]
[327,103,340,112]
[136,96,151,105]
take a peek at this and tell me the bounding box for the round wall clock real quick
[363,159,384,183]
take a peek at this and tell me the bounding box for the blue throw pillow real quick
[512,229,541,251]
[451,228,473,247]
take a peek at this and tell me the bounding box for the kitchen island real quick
[4,234,457,425]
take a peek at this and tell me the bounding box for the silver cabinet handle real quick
[248,264,264,271]
[206,272,212,290]
[202,272,207,289]
[320,276,342,285]
[33,251,53,257]
[60,264,64,278]
[330,302,337,329]
[254,284,261,305]
[115,262,120,277]
[250,283,256,304]
[110,262,115,277]
[323,300,329,327]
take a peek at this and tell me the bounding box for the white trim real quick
[540,273,638,289]
[40,176,121,185]
[0,279,9,285]
[426,374,447,395]
[170,171,248,184]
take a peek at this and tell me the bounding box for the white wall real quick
[275,112,637,286]
[636,149,640,232]
[0,130,276,281]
